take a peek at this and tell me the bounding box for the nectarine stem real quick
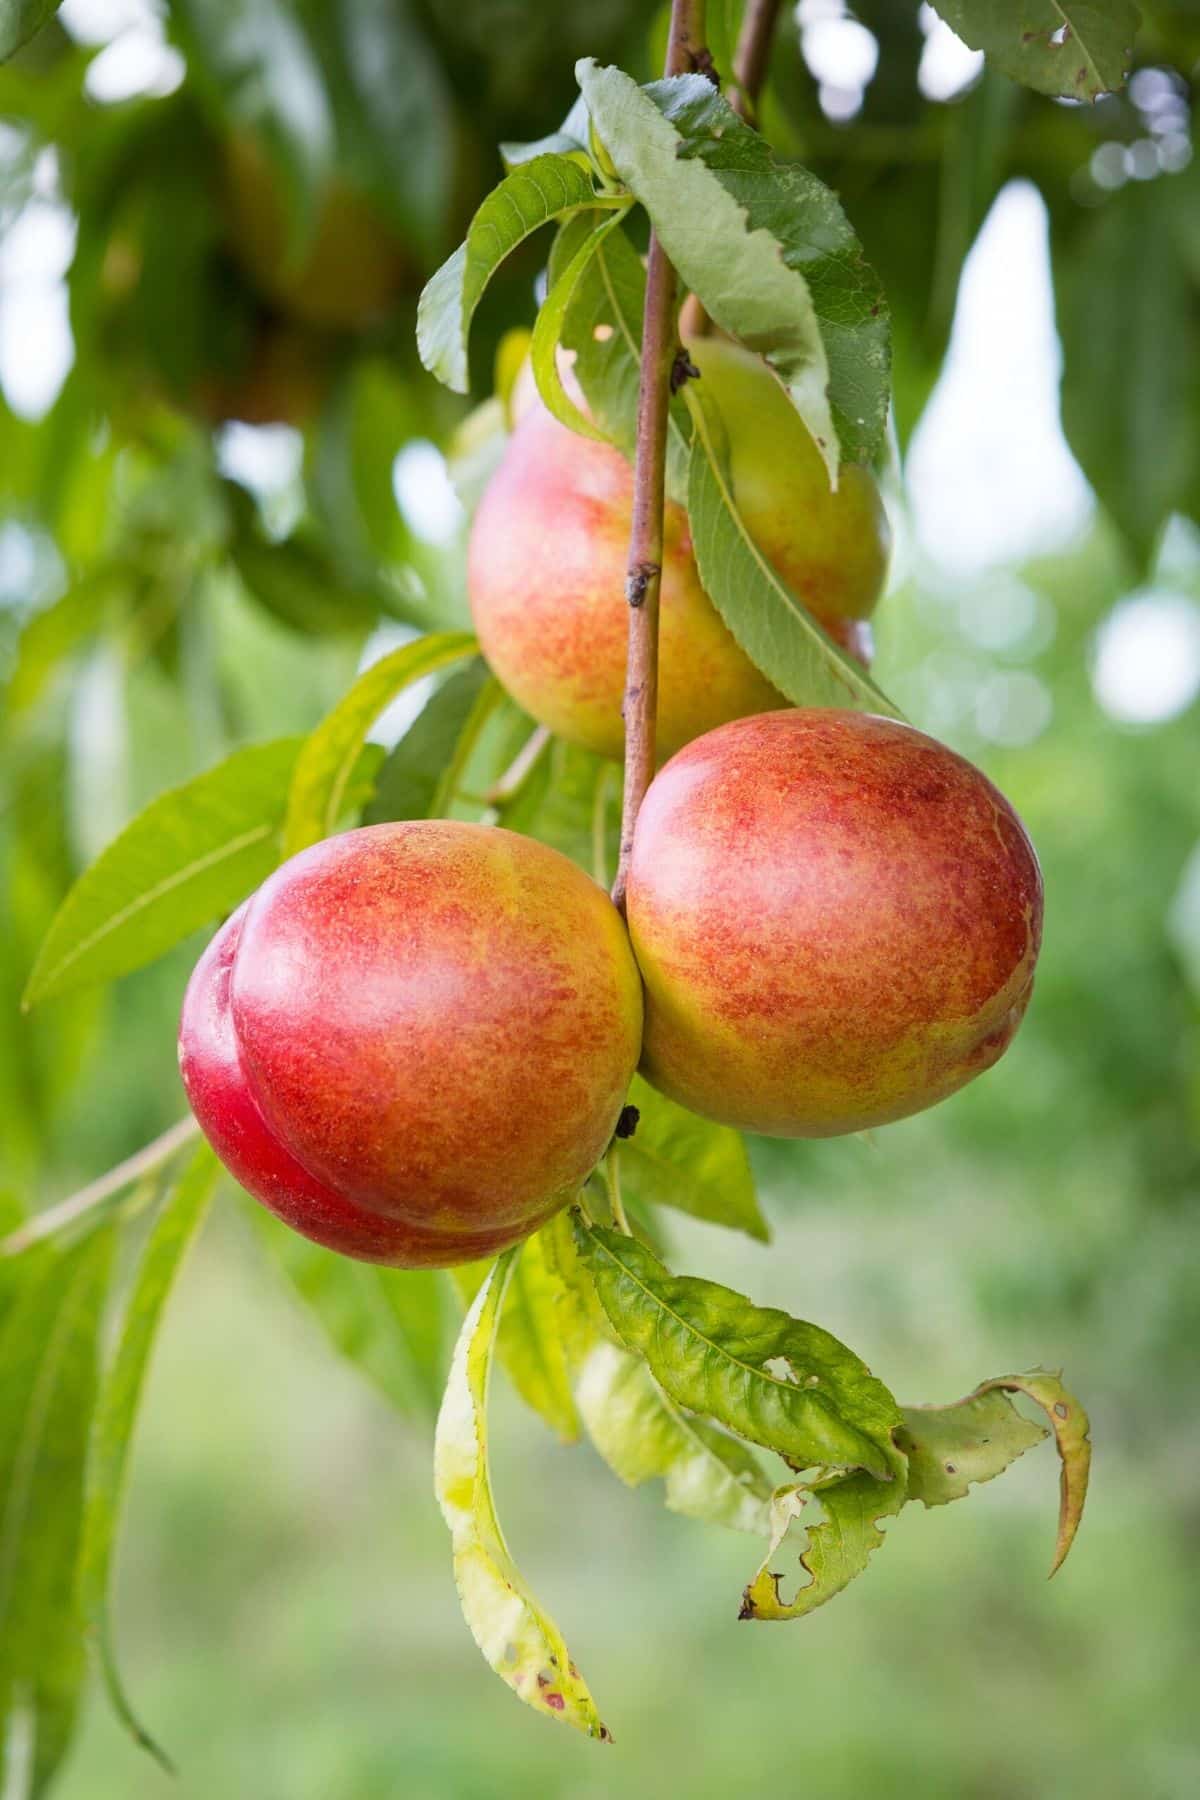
[604,1152,632,1235]
[612,0,709,910]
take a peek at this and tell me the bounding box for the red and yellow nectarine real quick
[179,821,643,1265]
[468,336,890,760]
[626,710,1042,1136]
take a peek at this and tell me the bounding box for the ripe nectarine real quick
[179,821,643,1265]
[626,710,1042,1136]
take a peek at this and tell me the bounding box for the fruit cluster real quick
[180,348,1043,1267]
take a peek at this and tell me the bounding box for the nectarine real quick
[467,336,890,760]
[626,710,1042,1136]
[179,821,643,1265]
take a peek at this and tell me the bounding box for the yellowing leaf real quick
[434,1253,609,1740]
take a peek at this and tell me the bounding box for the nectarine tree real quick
[2,0,1104,1776]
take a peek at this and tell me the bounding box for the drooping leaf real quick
[23,738,305,1007]
[365,658,491,824]
[970,1371,1092,1575]
[740,1368,1091,1622]
[683,381,904,715]
[1056,173,1200,564]
[576,1339,772,1534]
[455,1232,580,1443]
[531,208,631,442]
[79,1147,218,1768]
[248,1204,448,1420]
[579,62,841,479]
[739,1469,904,1621]
[930,2,1140,100]
[0,1226,116,1795]
[282,632,476,856]
[619,1077,767,1242]
[434,1252,609,1740]
[574,1219,902,1479]
[0,0,59,62]
[896,1388,1047,1507]
[417,155,606,394]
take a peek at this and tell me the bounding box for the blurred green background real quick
[3,2,1200,1797]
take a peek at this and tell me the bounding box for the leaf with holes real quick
[80,1147,218,1768]
[0,1226,115,1794]
[618,1077,767,1242]
[684,381,903,714]
[573,1218,902,1478]
[434,1253,609,1739]
[931,2,1140,100]
[418,155,609,393]
[576,1338,772,1534]
[283,632,476,856]
[23,738,305,1008]
[739,1468,905,1621]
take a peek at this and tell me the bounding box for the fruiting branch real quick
[611,0,709,909]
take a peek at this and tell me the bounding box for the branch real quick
[611,0,708,909]
[0,1115,200,1257]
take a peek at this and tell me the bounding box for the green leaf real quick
[683,381,903,714]
[417,154,606,394]
[1057,174,1200,563]
[739,1469,904,1621]
[4,571,123,718]
[501,96,591,169]
[23,738,305,1008]
[0,1226,116,1795]
[553,215,692,503]
[455,1232,581,1442]
[639,72,891,466]
[365,658,491,825]
[0,0,59,62]
[248,1204,448,1420]
[230,531,383,639]
[282,632,476,857]
[896,1388,1047,1507]
[530,208,631,442]
[79,1147,218,1769]
[619,1077,767,1242]
[170,0,334,238]
[930,2,1140,99]
[578,62,838,479]
[576,1339,772,1534]
[434,1252,609,1740]
[574,1219,902,1479]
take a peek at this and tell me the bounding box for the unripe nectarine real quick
[626,710,1042,1137]
[467,336,890,760]
[179,821,643,1265]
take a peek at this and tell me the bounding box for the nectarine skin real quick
[179,822,643,1266]
[626,711,1042,1137]
[468,338,889,762]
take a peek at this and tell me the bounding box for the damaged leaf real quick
[434,1252,608,1740]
